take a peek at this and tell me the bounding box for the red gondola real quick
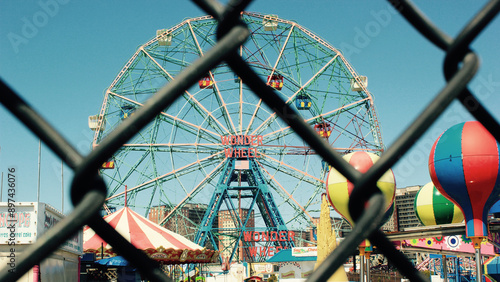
[267,74,283,90]
[199,75,214,89]
[314,122,332,138]
[101,161,115,169]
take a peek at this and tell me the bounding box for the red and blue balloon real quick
[429,121,500,240]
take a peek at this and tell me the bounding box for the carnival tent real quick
[84,207,217,264]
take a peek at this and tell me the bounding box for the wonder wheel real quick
[90,12,384,261]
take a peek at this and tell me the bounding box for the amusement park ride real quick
[89,12,384,262]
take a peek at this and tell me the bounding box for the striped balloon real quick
[326,151,396,225]
[414,182,464,226]
[429,121,500,239]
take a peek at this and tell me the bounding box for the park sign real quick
[0,202,82,254]
[242,230,295,258]
[221,135,263,158]
[292,247,317,257]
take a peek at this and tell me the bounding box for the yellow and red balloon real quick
[326,151,396,225]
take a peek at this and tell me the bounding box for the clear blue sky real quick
[1,1,499,214]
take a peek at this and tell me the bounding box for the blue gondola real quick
[295,94,311,110]
[120,105,136,120]
[321,160,331,171]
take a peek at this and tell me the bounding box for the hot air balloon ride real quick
[326,151,396,282]
[429,121,500,279]
[414,182,464,226]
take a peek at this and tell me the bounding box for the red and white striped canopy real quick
[84,207,217,264]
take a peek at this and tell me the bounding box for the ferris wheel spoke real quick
[120,143,222,154]
[209,76,237,134]
[243,99,263,136]
[141,48,230,135]
[249,112,277,137]
[105,151,223,202]
[125,153,166,192]
[158,160,226,225]
[257,156,325,226]
[316,96,370,122]
[180,90,230,135]
[259,144,315,156]
[238,45,244,135]
[268,28,331,91]
[258,153,324,185]
[327,108,382,151]
[249,21,291,67]
[187,21,237,134]
[330,109,364,147]
[93,91,111,145]
[108,91,221,143]
[261,126,297,146]
[256,161,314,223]
[105,149,153,196]
[289,57,341,120]
[261,97,370,144]
[242,34,273,69]
[268,25,294,78]
[148,115,161,143]
[142,146,163,215]
[250,54,340,137]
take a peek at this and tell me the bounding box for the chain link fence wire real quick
[1,0,499,281]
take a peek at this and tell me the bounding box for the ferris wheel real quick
[90,12,384,258]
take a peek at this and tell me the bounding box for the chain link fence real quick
[1,0,500,281]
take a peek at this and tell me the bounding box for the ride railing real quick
[1,0,500,281]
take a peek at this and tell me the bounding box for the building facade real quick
[394,185,421,231]
[218,209,255,262]
[148,203,217,245]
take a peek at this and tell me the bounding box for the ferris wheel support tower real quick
[195,138,294,262]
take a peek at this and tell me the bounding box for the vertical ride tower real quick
[195,134,294,262]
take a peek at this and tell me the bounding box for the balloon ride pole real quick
[359,247,365,282]
[365,249,371,282]
[475,248,482,281]
[442,254,447,282]
[471,237,483,281]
